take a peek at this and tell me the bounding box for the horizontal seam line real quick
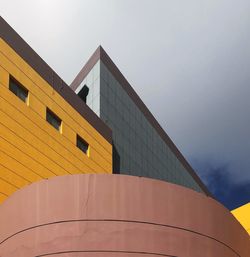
[0,125,58,177]
[0,148,44,180]
[35,250,177,257]
[0,192,8,197]
[0,219,241,257]
[0,158,32,183]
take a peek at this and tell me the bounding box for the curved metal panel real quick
[0,174,249,257]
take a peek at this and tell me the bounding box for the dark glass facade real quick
[75,59,204,193]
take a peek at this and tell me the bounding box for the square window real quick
[77,135,89,155]
[9,76,28,103]
[46,108,62,132]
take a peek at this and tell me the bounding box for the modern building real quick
[70,46,209,194]
[0,16,249,257]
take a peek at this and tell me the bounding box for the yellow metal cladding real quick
[0,39,112,203]
[231,203,250,235]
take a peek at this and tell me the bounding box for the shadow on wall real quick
[113,143,120,174]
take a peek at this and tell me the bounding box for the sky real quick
[1,0,250,210]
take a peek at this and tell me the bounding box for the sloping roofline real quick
[71,46,211,196]
[0,17,112,143]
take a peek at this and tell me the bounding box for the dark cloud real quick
[191,159,250,210]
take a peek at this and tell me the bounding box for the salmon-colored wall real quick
[0,174,249,257]
[0,39,112,203]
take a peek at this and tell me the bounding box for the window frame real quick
[76,134,89,155]
[9,76,29,104]
[46,108,62,133]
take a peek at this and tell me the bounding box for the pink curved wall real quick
[0,174,249,257]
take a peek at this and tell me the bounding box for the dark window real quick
[9,76,28,103]
[78,85,89,103]
[46,108,62,131]
[77,135,89,154]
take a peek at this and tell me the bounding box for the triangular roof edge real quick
[71,46,211,197]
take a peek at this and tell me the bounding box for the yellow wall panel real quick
[0,39,113,203]
[0,136,58,179]
[0,49,112,156]
[0,55,112,164]
[0,89,111,173]
[0,193,7,203]
[0,149,42,182]
[232,203,250,235]
[0,66,8,86]
[0,178,17,196]
[0,40,112,155]
[0,121,68,176]
[28,93,45,119]
[0,163,29,188]
[0,85,112,172]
